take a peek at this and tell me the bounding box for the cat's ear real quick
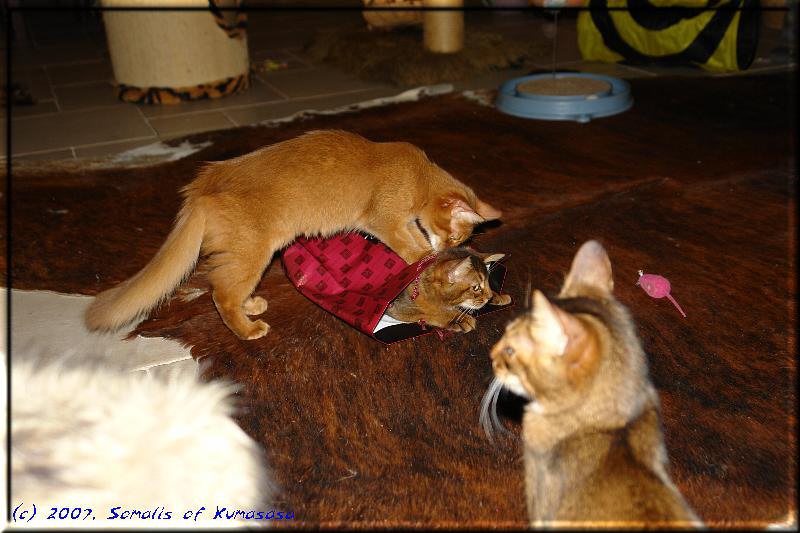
[530,291,570,357]
[559,240,614,297]
[475,198,502,221]
[483,253,505,263]
[469,249,505,263]
[531,291,599,384]
[443,196,484,226]
[447,257,473,284]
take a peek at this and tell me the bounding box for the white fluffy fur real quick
[8,352,276,528]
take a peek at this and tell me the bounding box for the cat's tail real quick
[85,201,206,332]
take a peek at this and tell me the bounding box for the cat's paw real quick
[491,294,512,306]
[449,314,477,333]
[242,320,271,340]
[243,296,268,316]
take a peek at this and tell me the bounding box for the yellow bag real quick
[578,0,760,72]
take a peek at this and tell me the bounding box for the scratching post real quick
[101,0,249,104]
[423,0,464,54]
[362,0,423,29]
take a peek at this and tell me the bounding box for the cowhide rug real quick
[4,73,795,528]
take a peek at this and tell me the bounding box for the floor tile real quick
[74,138,159,160]
[250,49,311,71]
[54,81,120,111]
[224,86,403,126]
[13,148,75,162]
[11,106,154,155]
[249,48,302,63]
[9,66,53,102]
[31,28,95,48]
[148,111,237,139]
[248,28,316,50]
[13,44,107,68]
[47,60,114,86]
[259,65,391,99]
[138,78,285,119]
[8,101,60,119]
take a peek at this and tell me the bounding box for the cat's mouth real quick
[458,299,489,311]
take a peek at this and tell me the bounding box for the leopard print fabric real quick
[116,72,251,105]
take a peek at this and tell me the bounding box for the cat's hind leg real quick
[208,252,271,340]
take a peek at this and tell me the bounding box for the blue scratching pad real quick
[496,72,633,123]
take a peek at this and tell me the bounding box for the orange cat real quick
[386,248,511,332]
[85,130,501,340]
[486,241,701,527]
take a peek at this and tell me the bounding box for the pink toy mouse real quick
[636,270,687,318]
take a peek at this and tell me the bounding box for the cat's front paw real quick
[448,314,477,333]
[491,293,512,306]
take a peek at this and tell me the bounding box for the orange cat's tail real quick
[85,202,206,332]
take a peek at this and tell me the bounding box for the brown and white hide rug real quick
[4,74,795,528]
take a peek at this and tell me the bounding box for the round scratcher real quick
[496,72,633,123]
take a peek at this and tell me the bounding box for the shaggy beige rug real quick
[305,23,548,87]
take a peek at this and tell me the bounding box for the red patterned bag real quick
[281,233,511,344]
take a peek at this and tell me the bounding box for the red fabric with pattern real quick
[281,233,437,335]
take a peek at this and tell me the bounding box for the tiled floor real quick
[2,7,795,162]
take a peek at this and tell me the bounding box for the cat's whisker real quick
[449,306,470,327]
[455,307,471,322]
[479,377,510,445]
[525,272,532,310]
[490,382,511,438]
[479,379,500,444]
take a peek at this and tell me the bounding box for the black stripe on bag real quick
[628,0,710,30]
[735,0,760,70]
[590,0,741,67]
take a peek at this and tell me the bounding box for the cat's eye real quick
[504,346,515,357]
[472,284,481,292]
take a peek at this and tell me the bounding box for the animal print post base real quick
[116,72,251,105]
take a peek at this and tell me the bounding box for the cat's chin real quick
[499,373,532,401]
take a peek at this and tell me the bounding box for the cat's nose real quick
[490,357,505,373]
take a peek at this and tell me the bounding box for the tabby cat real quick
[486,240,701,527]
[85,130,501,340]
[386,248,511,332]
